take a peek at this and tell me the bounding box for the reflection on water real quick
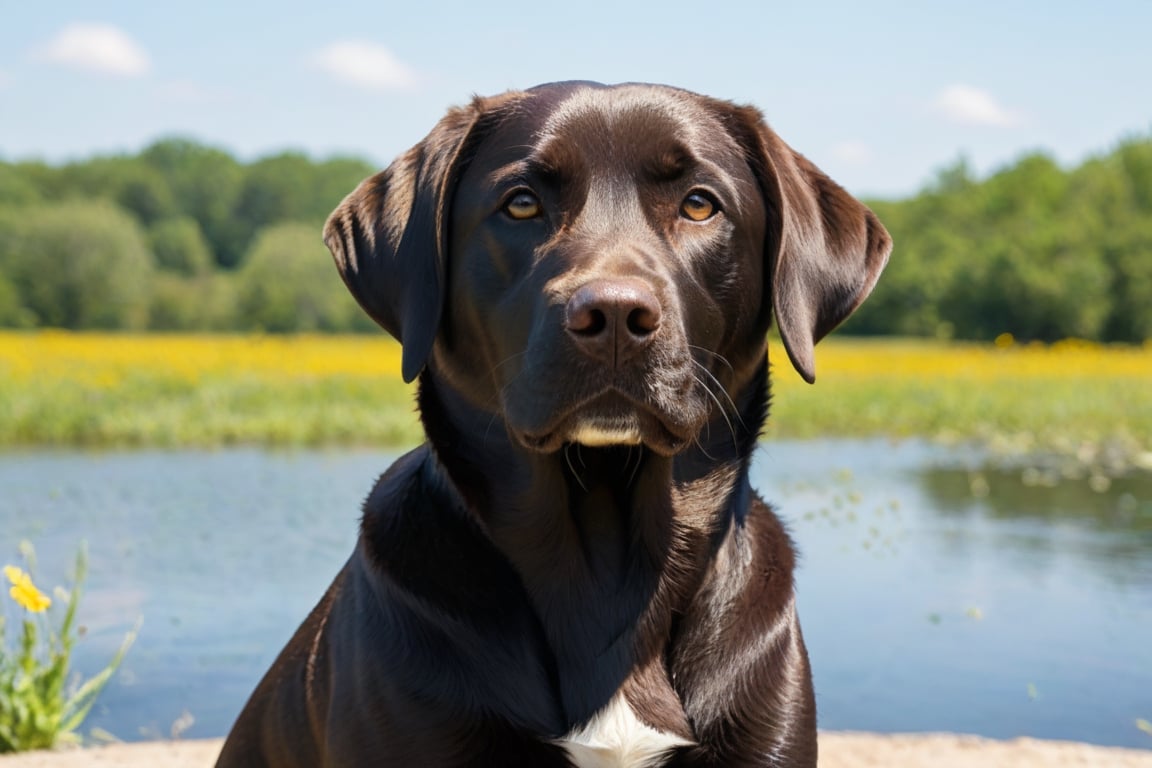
[920,464,1152,588]
[1,441,1150,748]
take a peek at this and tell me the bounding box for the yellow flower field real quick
[764,335,1152,471]
[0,332,414,447]
[0,331,1149,467]
[0,331,404,387]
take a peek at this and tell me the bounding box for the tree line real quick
[848,137,1152,342]
[1,135,1150,341]
[0,139,377,332]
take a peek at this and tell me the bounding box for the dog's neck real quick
[411,356,770,725]
[416,356,768,516]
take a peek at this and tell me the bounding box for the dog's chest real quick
[559,693,691,768]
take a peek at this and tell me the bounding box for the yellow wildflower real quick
[4,564,52,613]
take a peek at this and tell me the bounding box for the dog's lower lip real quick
[510,386,704,455]
[516,412,691,456]
[519,432,558,451]
[646,421,691,456]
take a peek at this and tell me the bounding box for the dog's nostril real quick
[569,307,607,337]
[626,306,659,336]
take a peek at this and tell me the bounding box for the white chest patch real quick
[559,693,692,768]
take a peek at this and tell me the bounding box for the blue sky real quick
[2,1,1150,198]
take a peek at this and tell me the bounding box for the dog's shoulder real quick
[362,444,435,519]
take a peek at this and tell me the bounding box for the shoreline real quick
[1,733,1150,767]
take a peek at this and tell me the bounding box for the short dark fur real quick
[217,81,891,767]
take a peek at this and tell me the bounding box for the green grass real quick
[1,333,1149,472]
[0,375,421,448]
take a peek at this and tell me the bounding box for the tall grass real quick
[1,332,1149,466]
[765,337,1152,462]
[0,332,417,447]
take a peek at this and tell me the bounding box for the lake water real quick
[2,440,1150,748]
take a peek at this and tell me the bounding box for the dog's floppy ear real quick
[726,106,892,383]
[323,101,488,383]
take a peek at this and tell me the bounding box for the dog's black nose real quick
[565,278,662,363]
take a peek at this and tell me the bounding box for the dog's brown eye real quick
[680,192,717,222]
[504,192,542,220]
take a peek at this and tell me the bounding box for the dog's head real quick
[325,82,890,456]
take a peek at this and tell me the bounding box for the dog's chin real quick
[513,406,693,457]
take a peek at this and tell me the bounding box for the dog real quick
[216,81,890,767]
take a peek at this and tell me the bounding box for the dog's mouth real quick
[513,391,693,456]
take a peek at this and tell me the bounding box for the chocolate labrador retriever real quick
[217,81,890,767]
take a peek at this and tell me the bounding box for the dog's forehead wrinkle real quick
[539,86,711,168]
[586,173,646,225]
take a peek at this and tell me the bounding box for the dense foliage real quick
[0,135,1149,339]
[0,139,375,332]
[849,139,1152,342]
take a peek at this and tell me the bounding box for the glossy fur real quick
[217,81,891,768]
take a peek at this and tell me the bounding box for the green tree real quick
[0,161,61,202]
[235,222,367,332]
[55,157,175,225]
[0,163,43,206]
[852,140,1152,343]
[229,153,375,262]
[311,157,376,215]
[230,153,316,260]
[1117,137,1152,212]
[140,138,242,267]
[149,272,238,330]
[0,208,27,326]
[0,271,33,327]
[0,202,155,329]
[149,216,213,276]
[940,229,1111,341]
[1102,220,1152,341]
[980,152,1068,224]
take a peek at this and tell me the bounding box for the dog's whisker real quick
[691,359,741,417]
[688,344,735,375]
[693,434,718,462]
[482,410,505,448]
[564,444,589,492]
[488,350,526,379]
[687,346,740,416]
[626,445,643,488]
[695,363,751,442]
[692,370,739,451]
[692,373,733,447]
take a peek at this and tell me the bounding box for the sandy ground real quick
[1,733,1150,767]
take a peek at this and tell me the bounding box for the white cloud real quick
[933,84,1020,127]
[40,22,150,77]
[310,41,417,90]
[830,140,874,166]
[0,70,10,89]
